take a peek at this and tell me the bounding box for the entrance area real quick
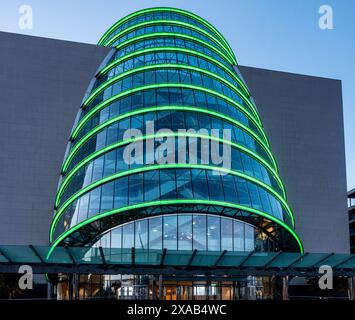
[55,274,284,300]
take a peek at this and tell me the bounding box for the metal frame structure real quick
[0,246,354,277]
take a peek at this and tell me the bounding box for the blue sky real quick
[1,0,354,189]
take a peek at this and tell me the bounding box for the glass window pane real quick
[114,177,128,208]
[122,223,134,248]
[149,216,162,249]
[245,225,255,251]
[88,187,101,217]
[129,174,143,205]
[100,182,114,211]
[193,215,207,250]
[111,227,122,248]
[221,218,233,251]
[135,219,148,249]
[163,215,178,250]
[233,220,245,251]
[207,216,220,251]
[178,215,192,250]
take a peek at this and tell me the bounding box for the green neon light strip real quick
[98,7,236,64]
[58,133,282,209]
[103,20,234,64]
[51,162,294,244]
[58,106,282,202]
[53,150,293,240]
[72,84,265,152]
[48,199,303,260]
[83,63,259,125]
[98,47,250,97]
[114,32,235,67]
[98,7,235,60]
[64,104,274,177]
[56,125,285,207]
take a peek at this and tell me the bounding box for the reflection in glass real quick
[91,214,273,252]
[193,215,206,250]
[163,215,177,249]
[207,216,220,251]
[178,215,192,250]
[149,216,162,249]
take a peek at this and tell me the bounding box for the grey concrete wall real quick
[240,66,349,253]
[0,31,109,245]
[0,32,348,253]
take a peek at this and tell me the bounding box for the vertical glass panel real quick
[100,182,114,211]
[88,187,101,217]
[176,169,193,199]
[247,182,263,211]
[129,174,143,205]
[144,89,157,107]
[116,148,129,172]
[114,177,128,208]
[149,216,162,249]
[77,195,89,223]
[103,151,116,177]
[111,227,122,248]
[143,171,160,202]
[91,157,104,182]
[259,188,272,214]
[99,233,110,248]
[156,88,170,105]
[222,174,237,203]
[182,88,195,105]
[241,153,254,177]
[135,219,148,249]
[191,170,209,199]
[193,215,207,250]
[245,225,255,251]
[221,218,233,251]
[178,215,192,250]
[207,171,225,201]
[159,170,176,199]
[83,162,94,186]
[235,177,251,206]
[122,223,134,249]
[207,216,220,251]
[233,220,245,251]
[70,206,80,228]
[106,123,118,145]
[163,215,178,250]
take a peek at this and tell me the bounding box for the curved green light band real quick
[58,106,282,202]
[114,32,235,66]
[98,7,236,64]
[73,85,264,152]
[98,7,234,59]
[53,141,293,239]
[59,132,281,205]
[98,47,250,96]
[103,20,234,64]
[57,123,285,207]
[51,162,294,243]
[83,64,260,125]
[48,199,303,259]
[64,103,274,177]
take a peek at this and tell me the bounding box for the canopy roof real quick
[0,245,354,277]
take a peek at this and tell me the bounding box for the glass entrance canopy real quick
[0,245,354,277]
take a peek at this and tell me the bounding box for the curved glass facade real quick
[92,214,277,252]
[49,7,302,257]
